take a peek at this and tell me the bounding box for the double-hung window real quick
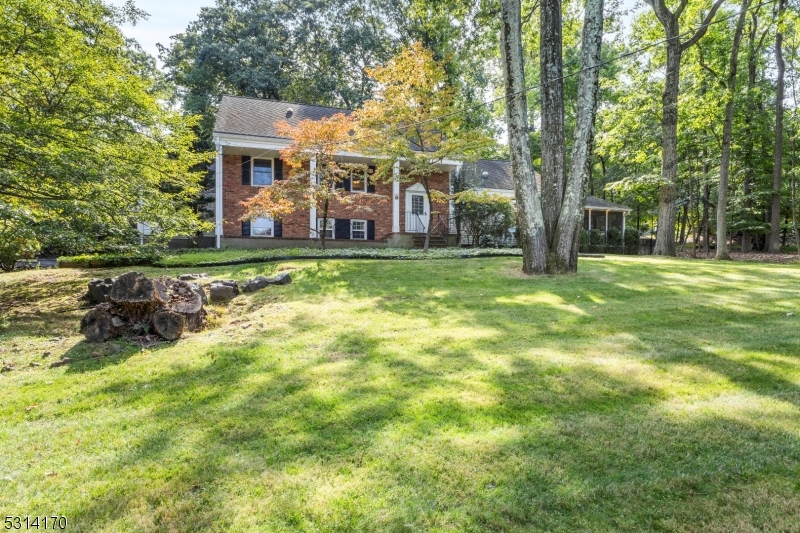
[317,218,334,239]
[351,219,367,240]
[253,159,273,186]
[252,218,274,237]
[351,172,367,192]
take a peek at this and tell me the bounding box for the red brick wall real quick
[222,154,450,240]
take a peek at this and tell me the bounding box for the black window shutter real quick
[241,220,251,237]
[367,220,375,240]
[274,158,283,181]
[335,219,351,240]
[341,177,351,191]
[274,220,282,237]
[241,156,251,185]
[367,166,376,193]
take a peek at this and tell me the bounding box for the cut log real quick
[151,310,185,340]
[168,281,207,331]
[80,304,123,343]
[109,272,165,321]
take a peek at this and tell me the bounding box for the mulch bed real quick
[676,251,799,264]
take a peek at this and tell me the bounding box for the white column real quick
[622,212,626,236]
[450,164,461,235]
[605,209,609,233]
[309,156,317,238]
[587,209,592,230]
[214,140,223,249]
[392,161,400,233]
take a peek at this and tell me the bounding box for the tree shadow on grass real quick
[9,257,800,531]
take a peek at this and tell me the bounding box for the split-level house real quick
[211,96,631,249]
[212,96,460,249]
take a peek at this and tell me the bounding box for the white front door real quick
[405,185,429,233]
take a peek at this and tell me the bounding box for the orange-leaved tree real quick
[241,113,383,249]
[356,42,491,251]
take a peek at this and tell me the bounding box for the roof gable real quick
[214,96,349,139]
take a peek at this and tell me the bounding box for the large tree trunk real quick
[645,0,725,256]
[716,0,750,260]
[540,0,566,248]
[740,10,761,253]
[702,146,710,253]
[550,0,604,273]
[653,36,681,256]
[792,138,799,257]
[768,0,785,253]
[500,0,548,274]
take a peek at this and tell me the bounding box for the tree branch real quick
[681,0,726,52]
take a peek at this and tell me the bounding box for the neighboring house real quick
[472,159,631,235]
[212,96,458,249]
[210,96,631,249]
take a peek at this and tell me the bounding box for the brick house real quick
[211,96,631,249]
[212,96,460,249]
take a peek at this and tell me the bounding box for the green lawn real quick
[2,256,800,532]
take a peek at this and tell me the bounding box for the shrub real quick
[453,190,515,247]
[607,227,623,246]
[588,229,605,245]
[579,230,590,248]
[0,205,40,272]
[624,228,640,254]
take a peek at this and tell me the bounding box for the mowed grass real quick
[1,256,800,532]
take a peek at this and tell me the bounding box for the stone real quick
[242,276,270,293]
[217,280,240,293]
[111,316,126,328]
[272,272,292,285]
[29,362,41,367]
[42,351,51,358]
[209,283,236,301]
[49,358,73,368]
[1,364,14,372]
[178,273,208,281]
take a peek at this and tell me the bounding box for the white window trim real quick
[351,219,367,240]
[349,169,369,193]
[317,217,334,240]
[251,217,274,238]
[252,157,274,187]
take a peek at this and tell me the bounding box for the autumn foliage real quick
[241,113,384,249]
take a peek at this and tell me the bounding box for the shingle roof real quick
[213,96,350,139]
[476,159,514,190]
[476,159,631,211]
[585,196,631,211]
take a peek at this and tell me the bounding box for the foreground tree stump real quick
[80,272,209,343]
[168,281,207,331]
[109,272,164,322]
[79,304,124,343]
[151,310,185,341]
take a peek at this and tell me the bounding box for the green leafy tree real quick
[0,0,211,255]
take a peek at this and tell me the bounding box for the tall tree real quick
[768,0,786,253]
[539,0,567,244]
[643,0,725,256]
[499,0,548,273]
[0,0,210,255]
[551,0,605,272]
[716,0,752,260]
[499,0,604,273]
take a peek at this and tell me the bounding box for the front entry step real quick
[412,235,449,248]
